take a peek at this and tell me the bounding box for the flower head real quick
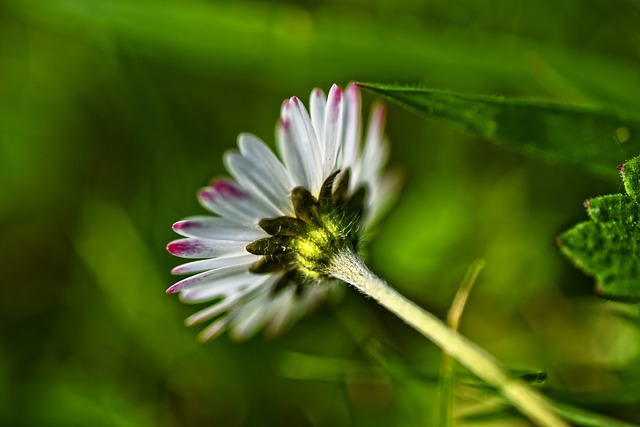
[167,83,397,342]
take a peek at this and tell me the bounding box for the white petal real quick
[225,151,287,216]
[238,133,294,214]
[341,83,362,179]
[172,217,266,241]
[309,88,326,144]
[287,96,323,193]
[364,171,402,229]
[197,318,230,342]
[229,289,279,340]
[277,117,308,189]
[171,253,259,275]
[322,85,343,177]
[198,179,273,224]
[357,103,388,187]
[278,99,321,193]
[180,271,264,302]
[169,262,253,293]
[167,238,248,259]
[265,287,298,336]
[185,282,262,326]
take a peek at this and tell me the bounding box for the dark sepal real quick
[292,187,321,225]
[318,170,341,214]
[246,236,295,256]
[345,186,367,223]
[332,168,351,207]
[259,216,310,237]
[271,269,298,295]
[249,253,295,274]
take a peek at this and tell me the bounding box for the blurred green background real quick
[1,0,639,425]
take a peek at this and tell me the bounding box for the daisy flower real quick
[167,83,397,342]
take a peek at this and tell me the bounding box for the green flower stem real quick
[328,249,568,427]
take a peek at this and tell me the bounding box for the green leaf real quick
[358,83,640,176]
[558,157,640,301]
[622,156,640,205]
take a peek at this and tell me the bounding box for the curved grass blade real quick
[439,259,485,427]
[358,83,640,177]
[461,404,639,427]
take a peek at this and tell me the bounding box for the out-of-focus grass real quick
[1,0,639,425]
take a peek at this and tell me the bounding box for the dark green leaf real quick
[359,83,640,176]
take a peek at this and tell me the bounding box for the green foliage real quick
[461,403,640,427]
[359,83,640,176]
[559,156,640,301]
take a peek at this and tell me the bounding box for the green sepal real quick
[332,169,351,207]
[344,186,367,224]
[259,216,310,237]
[318,170,340,214]
[245,236,295,256]
[271,270,297,295]
[249,253,295,274]
[291,187,321,226]
[271,270,309,297]
[246,167,365,280]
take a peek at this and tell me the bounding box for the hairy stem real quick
[328,249,568,427]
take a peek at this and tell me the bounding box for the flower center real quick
[245,170,366,290]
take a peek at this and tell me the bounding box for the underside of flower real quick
[167,84,398,341]
[246,169,366,288]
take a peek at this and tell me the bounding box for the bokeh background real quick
[2,0,639,425]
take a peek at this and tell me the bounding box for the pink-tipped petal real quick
[167,238,247,259]
[167,239,207,257]
[171,253,258,275]
[198,179,273,222]
[166,263,250,293]
[212,179,247,200]
[172,218,265,241]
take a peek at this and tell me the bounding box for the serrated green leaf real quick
[558,157,640,301]
[358,83,640,176]
[621,156,640,205]
[584,194,640,224]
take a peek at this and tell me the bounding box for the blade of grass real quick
[359,83,640,177]
[439,259,486,427]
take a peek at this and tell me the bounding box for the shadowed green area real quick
[1,0,640,426]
